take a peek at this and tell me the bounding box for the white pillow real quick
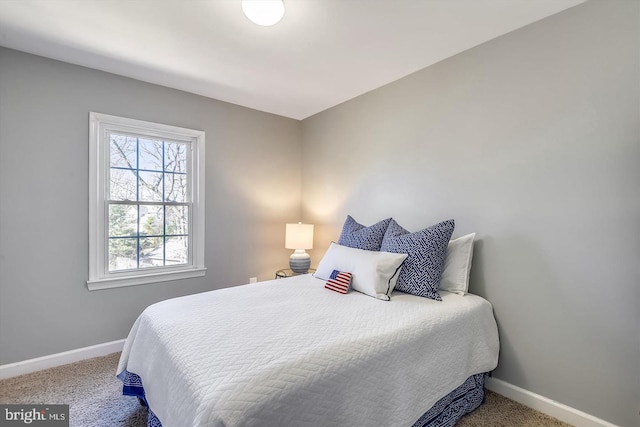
[315,242,407,301]
[439,233,476,295]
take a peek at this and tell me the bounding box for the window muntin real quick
[88,113,205,290]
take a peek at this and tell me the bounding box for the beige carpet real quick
[0,353,572,427]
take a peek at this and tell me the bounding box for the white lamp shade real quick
[285,223,314,250]
[242,0,285,26]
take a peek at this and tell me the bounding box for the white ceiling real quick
[0,0,585,120]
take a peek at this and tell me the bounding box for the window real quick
[88,113,205,290]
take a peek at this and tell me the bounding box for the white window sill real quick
[87,268,207,291]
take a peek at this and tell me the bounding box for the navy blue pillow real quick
[380,219,455,301]
[338,215,392,251]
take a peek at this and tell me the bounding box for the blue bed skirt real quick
[412,373,487,427]
[118,370,487,427]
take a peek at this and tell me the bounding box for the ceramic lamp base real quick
[289,249,311,273]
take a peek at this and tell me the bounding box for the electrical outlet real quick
[249,277,257,284]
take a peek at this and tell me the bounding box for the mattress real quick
[117,274,499,427]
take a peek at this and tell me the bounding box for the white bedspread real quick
[117,274,499,427]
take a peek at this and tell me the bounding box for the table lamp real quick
[285,223,314,273]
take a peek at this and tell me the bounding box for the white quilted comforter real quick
[117,274,499,427]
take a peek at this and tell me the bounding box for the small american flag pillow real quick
[325,270,352,294]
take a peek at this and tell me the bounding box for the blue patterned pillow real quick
[338,215,392,251]
[380,219,455,301]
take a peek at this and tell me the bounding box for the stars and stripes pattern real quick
[325,270,352,294]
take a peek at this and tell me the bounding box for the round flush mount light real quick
[242,0,285,26]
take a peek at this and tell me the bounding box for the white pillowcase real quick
[315,242,407,301]
[439,233,476,295]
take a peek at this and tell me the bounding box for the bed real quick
[116,273,499,427]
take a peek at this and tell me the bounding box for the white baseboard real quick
[487,377,619,427]
[0,339,125,380]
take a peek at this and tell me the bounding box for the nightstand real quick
[275,268,316,279]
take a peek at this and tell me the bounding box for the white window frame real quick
[87,112,206,290]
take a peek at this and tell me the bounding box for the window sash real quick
[106,200,192,272]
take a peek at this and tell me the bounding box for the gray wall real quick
[0,47,302,364]
[301,1,639,426]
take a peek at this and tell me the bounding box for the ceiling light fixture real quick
[242,0,285,26]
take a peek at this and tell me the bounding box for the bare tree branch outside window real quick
[108,133,189,272]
